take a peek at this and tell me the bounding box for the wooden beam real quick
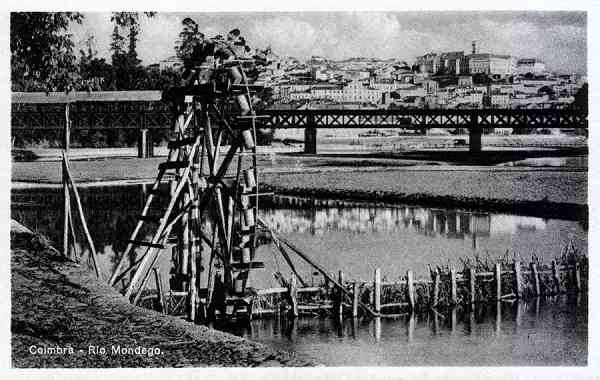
[63,153,102,279]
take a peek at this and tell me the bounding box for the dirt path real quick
[10,221,316,368]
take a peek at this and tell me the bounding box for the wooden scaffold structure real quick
[107,34,279,322]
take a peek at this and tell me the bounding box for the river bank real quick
[10,220,316,367]
[11,152,587,222]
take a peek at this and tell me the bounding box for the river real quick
[10,183,588,365]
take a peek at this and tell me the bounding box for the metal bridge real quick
[11,91,588,153]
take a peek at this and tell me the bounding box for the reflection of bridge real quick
[11,91,588,154]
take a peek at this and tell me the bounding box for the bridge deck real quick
[10,91,588,131]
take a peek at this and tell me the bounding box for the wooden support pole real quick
[181,191,190,277]
[469,267,476,304]
[352,281,359,318]
[63,160,70,258]
[530,262,540,296]
[63,103,70,258]
[407,270,415,310]
[374,268,381,313]
[189,197,200,322]
[514,261,522,299]
[337,270,344,317]
[450,266,457,305]
[67,204,79,261]
[64,103,70,154]
[495,263,502,300]
[63,153,102,280]
[551,260,561,294]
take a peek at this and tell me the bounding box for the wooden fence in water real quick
[250,246,587,319]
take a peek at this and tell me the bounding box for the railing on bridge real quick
[11,91,588,154]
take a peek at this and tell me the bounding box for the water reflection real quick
[228,295,586,366]
[11,184,587,286]
[260,201,584,257]
[262,204,550,241]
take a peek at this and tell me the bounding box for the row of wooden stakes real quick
[252,257,586,319]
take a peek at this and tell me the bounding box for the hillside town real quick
[159,40,586,114]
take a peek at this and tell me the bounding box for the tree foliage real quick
[175,17,201,62]
[11,12,84,91]
[109,12,156,90]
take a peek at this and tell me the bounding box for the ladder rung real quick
[159,161,190,170]
[242,192,273,197]
[236,115,270,119]
[129,240,165,249]
[167,137,197,149]
[138,215,162,223]
[230,261,265,269]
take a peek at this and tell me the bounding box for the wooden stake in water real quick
[374,268,381,313]
[450,266,457,305]
[407,270,415,310]
[551,260,561,294]
[432,269,440,307]
[530,262,540,296]
[574,262,581,292]
[469,267,476,304]
[288,274,298,317]
[495,263,502,300]
[337,270,344,317]
[514,261,522,298]
[352,281,359,318]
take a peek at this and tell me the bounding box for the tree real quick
[109,12,155,90]
[11,12,84,91]
[175,17,201,62]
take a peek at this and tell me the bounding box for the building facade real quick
[468,54,515,76]
[516,58,546,75]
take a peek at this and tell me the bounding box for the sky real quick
[69,11,587,74]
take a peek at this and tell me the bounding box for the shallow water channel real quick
[11,184,588,365]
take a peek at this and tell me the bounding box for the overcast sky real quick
[69,11,587,74]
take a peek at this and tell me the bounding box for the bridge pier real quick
[468,113,482,153]
[138,129,154,158]
[304,127,317,154]
[469,128,482,153]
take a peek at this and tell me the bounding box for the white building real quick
[468,54,515,76]
[516,58,546,75]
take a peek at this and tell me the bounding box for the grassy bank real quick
[10,220,315,367]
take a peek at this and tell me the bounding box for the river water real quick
[11,184,588,365]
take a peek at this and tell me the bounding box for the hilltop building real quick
[516,58,546,75]
[467,53,515,76]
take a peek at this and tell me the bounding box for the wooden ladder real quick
[108,99,202,304]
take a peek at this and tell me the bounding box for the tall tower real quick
[472,40,477,55]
